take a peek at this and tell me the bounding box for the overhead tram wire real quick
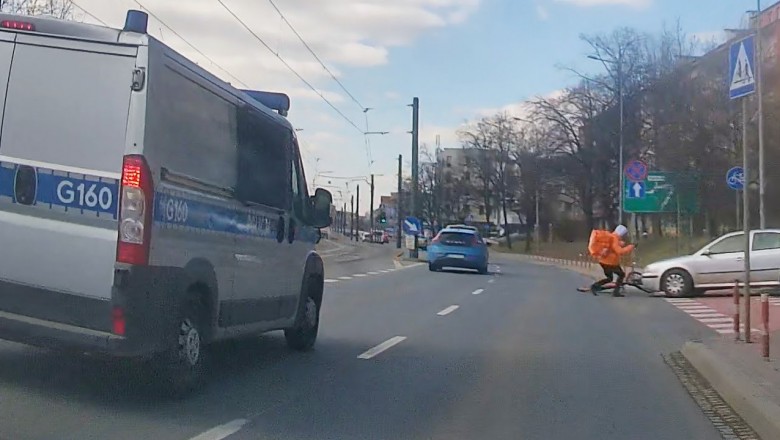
[215,0,366,135]
[266,0,366,112]
[265,0,374,168]
[71,1,109,26]
[131,0,249,89]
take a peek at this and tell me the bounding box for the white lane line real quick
[324,279,338,283]
[708,323,736,329]
[357,336,407,360]
[367,271,380,275]
[677,305,713,310]
[437,305,460,316]
[666,298,695,303]
[354,274,367,278]
[338,276,353,280]
[379,270,391,273]
[188,419,248,440]
[488,279,495,284]
[472,289,485,295]
[717,328,735,334]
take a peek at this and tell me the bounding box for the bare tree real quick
[1,0,73,19]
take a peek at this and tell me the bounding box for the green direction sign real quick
[623,172,699,214]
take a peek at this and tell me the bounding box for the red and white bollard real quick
[733,280,741,341]
[761,292,770,361]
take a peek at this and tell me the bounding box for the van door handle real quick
[276,216,285,243]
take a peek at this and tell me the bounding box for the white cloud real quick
[421,89,566,153]
[554,0,651,8]
[73,0,481,209]
[536,5,550,20]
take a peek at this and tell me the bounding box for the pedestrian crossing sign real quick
[729,35,756,100]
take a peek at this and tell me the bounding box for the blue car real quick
[427,228,490,274]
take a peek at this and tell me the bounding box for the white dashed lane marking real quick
[324,279,338,283]
[338,276,353,280]
[664,298,759,335]
[488,279,495,284]
[472,289,484,295]
[354,274,367,278]
[367,271,380,275]
[437,305,460,316]
[357,336,407,360]
[187,419,247,440]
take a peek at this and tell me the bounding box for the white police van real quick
[0,10,333,393]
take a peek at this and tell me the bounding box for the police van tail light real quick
[117,155,153,265]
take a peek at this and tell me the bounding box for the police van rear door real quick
[0,28,137,305]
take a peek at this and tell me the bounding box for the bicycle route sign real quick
[726,166,744,191]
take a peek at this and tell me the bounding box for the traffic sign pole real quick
[756,0,766,229]
[742,98,752,343]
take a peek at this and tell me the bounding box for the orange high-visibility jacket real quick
[588,229,634,266]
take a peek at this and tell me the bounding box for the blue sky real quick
[78,0,757,211]
[324,0,753,209]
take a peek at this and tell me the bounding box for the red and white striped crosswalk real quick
[665,298,759,335]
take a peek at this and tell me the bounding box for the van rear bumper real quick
[0,309,148,356]
[0,266,192,357]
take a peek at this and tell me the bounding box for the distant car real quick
[640,229,780,297]
[446,224,479,233]
[372,231,390,244]
[427,228,490,274]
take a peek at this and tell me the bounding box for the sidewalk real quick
[682,332,780,440]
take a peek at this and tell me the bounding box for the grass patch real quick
[495,235,712,267]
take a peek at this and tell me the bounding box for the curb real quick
[499,253,603,279]
[681,341,780,440]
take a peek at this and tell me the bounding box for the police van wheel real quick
[158,298,207,396]
[285,278,320,351]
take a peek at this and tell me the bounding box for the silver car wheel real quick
[665,273,686,296]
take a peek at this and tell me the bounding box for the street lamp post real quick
[588,52,625,226]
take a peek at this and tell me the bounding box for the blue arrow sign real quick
[626,181,646,199]
[729,36,756,100]
[726,166,744,191]
[403,216,422,236]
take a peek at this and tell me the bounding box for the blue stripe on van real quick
[0,161,119,218]
[153,192,280,239]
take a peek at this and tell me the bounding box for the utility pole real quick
[535,188,540,251]
[756,0,766,228]
[350,195,355,241]
[617,50,625,226]
[356,185,360,237]
[396,154,403,249]
[410,97,420,258]
[742,98,752,343]
[342,202,347,234]
[411,97,420,217]
[370,174,375,235]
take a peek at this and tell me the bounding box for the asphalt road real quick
[0,253,728,440]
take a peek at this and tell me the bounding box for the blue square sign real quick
[626,181,646,199]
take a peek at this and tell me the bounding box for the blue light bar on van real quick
[124,10,148,34]
[241,90,291,117]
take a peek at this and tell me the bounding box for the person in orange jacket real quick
[589,225,635,297]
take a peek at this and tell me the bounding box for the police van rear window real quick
[0,38,136,173]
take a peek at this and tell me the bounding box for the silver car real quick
[641,229,780,297]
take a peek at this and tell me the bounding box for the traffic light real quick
[379,211,387,224]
